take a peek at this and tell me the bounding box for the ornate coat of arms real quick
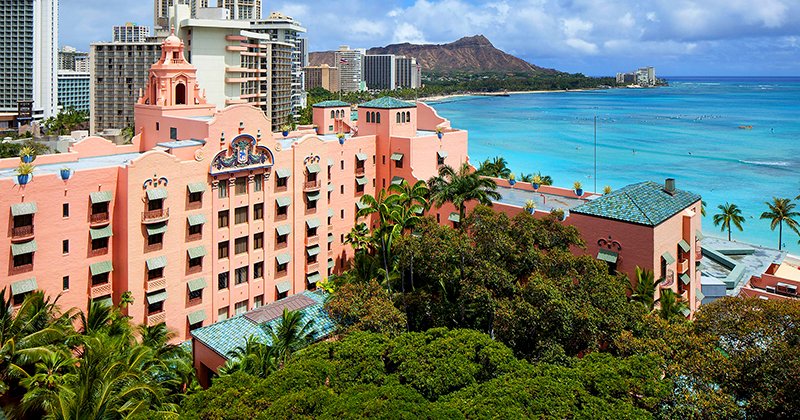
[210,134,274,175]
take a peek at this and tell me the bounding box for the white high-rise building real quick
[0,0,58,123]
[335,46,366,93]
[113,23,151,43]
[223,0,261,20]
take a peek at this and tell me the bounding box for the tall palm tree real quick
[700,200,707,217]
[267,309,315,367]
[17,350,76,417]
[713,202,745,240]
[428,163,501,226]
[627,267,663,312]
[357,190,404,283]
[388,179,429,213]
[344,222,373,254]
[760,197,800,250]
[517,173,533,183]
[219,336,276,378]
[534,172,553,186]
[477,156,511,178]
[657,289,689,321]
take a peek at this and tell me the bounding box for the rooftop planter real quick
[60,167,72,181]
[281,125,291,137]
[532,174,542,190]
[337,132,345,145]
[19,146,35,163]
[436,127,444,139]
[16,162,34,185]
[574,181,583,197]
[524,199,536,214]
[508,173,516,186]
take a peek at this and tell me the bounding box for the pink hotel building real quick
[0,34,468,340]
[0,34,704,342]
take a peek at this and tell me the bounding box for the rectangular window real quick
[307,200,317,210]
[254,203,264,220]
[254,233,264,250]
[218,272,230,290]
[234,206,248,224]
[218,242,229,259]
[92,202,109,216]
[253,295,264,308]
[218,183,228,199]
[276,261,288,274]
[62,203,69,218]
[234,237,248,254]
[188,224,202,237]
[307,227,317,238]
[235,177,247,195]
[340,160,345,170]
[254,262,264,279]
[235,266,249,285]
[276,177,287,188]
[188,256,202,269]
[254,175,263,192]
[188,288,202,301]
[340,185,344,194]
[276,204,287,216]
[218,210,229,228]
[277,233,288,246]
[148,198,163,211]
[188,191,202,204]
[62,276,69,291]
[62,240,69,254]
[234,300,248,316]
[356,182,364,193]
[395,159,403,169]
[92,237,109,251]
[169,127,177,139]
[13,214,32,229]
[147,233,163,247]
[148,300,164,315]
[148,267,164,281]
[218,307,229,321]
[437,155,445,166]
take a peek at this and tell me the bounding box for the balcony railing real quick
[90,282,112,298]
[355,167,365,177]
[144,243,163,253]
[303,180,321,192]
[88,247,109,257]
[677,259,690,273]
[147,311,166,326]
[10,264,33,275]
[11,225,34,241]
[305,235,319,246]
[187,233,202,242]
[275,213,288,221]
[141,208,169,223]
[90,212,110,225]
[186,264,203,275]
[147,277,166,291]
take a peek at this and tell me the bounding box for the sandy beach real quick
[419,88,597,102]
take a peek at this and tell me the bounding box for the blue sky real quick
[61,0,800,76]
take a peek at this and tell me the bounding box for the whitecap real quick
[739,160,791,167]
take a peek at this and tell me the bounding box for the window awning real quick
[276,168,291,179]
[356,176,368,186]
[146,188,168,200]
[328,209,334,218]
[696,287,705,302]
[391,176,404,185]
[448,212,460,223]
[11,240,37,256]
[276,224,291,236]
[94,296,113,307]
[187,277,207,292]
[680,307,691,317]
[146,256,167,270]
[390,152,404,161]
[306,191,321,201]
[187,246,207,259]
[276,253,291,265]
[662,251,676,265]
[276,196,291,207]
[327,183,334,192]
[328,233,334,243]
[437,150,448,158]
[696,229,704,240]
[306,163,321,174]
[90,191,113,204]
[680,273,691,285]
[307,272,321,284]
[597,249,619,264]
[146,223,168,236]
[90,225,113,240]
[10,278,37,295]
[187,309,206,325]
[328,159,334,167]
[306,218,321,229]
[11,202,37,216]
[356,200,368,210]
[355,153,368,161]
[678,240,691,253]
[276,280,291,294]
[90,261,113,276]
[187,182,207,193]
[187,214,206,226]
[146,290,168,304]
[328,259,335,269]
[307,245,321,256]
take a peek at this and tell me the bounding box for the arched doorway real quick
[175,83,187,105]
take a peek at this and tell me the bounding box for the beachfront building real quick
[395,56,422,89]
[364,55,396,91]
[335,46,366,93]
[489,178,704,317]
[0,34,469,344]
[113,23,151,43]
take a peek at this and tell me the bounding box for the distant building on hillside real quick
[304,65,340,93]
[113,23,151,43]
[616,67,656,86]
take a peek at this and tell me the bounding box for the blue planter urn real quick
[60,169,71,180]
[17,174,30,185]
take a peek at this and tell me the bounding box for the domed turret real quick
[137,30,207,107]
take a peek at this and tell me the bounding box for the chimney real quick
[664,178,676,195]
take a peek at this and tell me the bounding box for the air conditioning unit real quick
[766,286,776,293]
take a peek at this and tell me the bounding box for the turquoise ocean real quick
[429,77,800,254]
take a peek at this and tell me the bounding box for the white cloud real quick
[565,38,599,54]
[393,23,427,44]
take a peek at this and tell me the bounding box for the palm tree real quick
[17,350,76,417]
[477,156,511,178]
[701,200,707,217]
[713,202,745,240]
[760,197,800,250]
[389,179,429,213]
[627,267,663,312]
[428,163,501,226]
[219,336,276,378]
[517,173,533,183]
[344,222,373,253]
[267,309,315,367]
[657,289,689,321]
[534,172,553,186]
[357,190,404,283]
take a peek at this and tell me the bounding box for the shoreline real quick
[419,88,599,103]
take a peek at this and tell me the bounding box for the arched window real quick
[401,112,406,123]
[376,112,381,124]
[366,112,371,123]
[331,110,335,118]
[175,83,186,105]
[407,112,411,123]
[396,112,401,123]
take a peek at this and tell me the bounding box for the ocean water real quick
[430,77,800,254]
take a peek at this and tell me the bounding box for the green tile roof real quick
[11,278,37,295]
[190,291,335,359]
[359,97,415,109]
[11,240,37,256]
[90,225,113,240]
[187,182,207,193]
[90,261,113,276]
[312,100,350,108]
[570,181,701,226]
[11,202,37,216]
[90,191,113,204]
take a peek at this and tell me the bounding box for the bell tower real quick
[137,28,208,108]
